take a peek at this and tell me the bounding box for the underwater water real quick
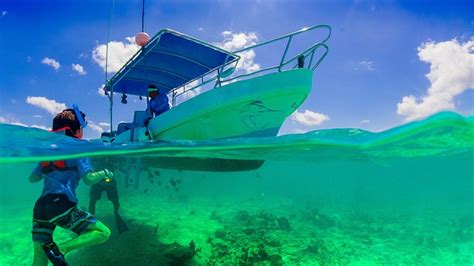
[0,111,473,265]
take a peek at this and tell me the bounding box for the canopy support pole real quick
[141,0,152,118]
[106,0,115,138]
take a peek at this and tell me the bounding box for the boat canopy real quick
[105,29,239,96]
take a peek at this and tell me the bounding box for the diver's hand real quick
[102,169,114,183]
[83,169,114,185]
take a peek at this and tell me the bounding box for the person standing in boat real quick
[147,84,170,118]
[29,107,113,266]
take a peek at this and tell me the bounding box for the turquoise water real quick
[0,111,473,264]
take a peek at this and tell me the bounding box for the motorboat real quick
[102,25,331,143]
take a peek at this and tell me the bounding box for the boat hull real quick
[114,68,313,142]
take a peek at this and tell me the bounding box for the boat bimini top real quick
[104,29,239,97]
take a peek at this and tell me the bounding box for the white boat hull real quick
[113,69,313,142]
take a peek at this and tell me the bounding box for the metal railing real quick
[172,24,331,104]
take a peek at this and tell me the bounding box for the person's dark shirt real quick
[148,94,170,117]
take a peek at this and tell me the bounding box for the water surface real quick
[0,111,472,264]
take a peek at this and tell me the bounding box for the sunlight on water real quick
[0,111,473,264]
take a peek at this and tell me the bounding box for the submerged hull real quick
[114,68,313,142]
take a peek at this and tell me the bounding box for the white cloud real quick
[356,60,375,71]
[198,27,205,32]
[97,84,107,97]
[181,88,202,100]
[360,120,370,124]
[179,80,201,100]
[0,116,50,131]
[217,31,261,74]
[33,115,43,118]
[397,38,474,122]
[0,116,27,127]
[41,57,61,70]
[72,63,87,75]
[291,109,330,126]
[26,96,67,115]
[98,122,110,127]
[1,11,7,16]
[92,37,139,73]
[89,124,103,133]
[88,121,105,134]
[290,128,307,134]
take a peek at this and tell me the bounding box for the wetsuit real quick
[89,179,129,233]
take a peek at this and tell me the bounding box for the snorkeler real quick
[29,106,113,266]
[88,175,129,233]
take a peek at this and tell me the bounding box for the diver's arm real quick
[29,173,43,183]
[82,169,114,186]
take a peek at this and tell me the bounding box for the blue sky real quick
[1,0,473,139]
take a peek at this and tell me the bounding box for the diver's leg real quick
[32,196,62,266]
[112,200,120,212]
[59,221,110,254]
[33,225,67,265]
[32,243,48,266]
[57,208,110,255]
[113,210,129,233]
[88,198,97,214]
[106,185,120,212]
[106,185,129,233]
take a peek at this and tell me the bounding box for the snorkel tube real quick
[72,104,87,129]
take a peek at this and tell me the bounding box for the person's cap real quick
[148,85,158,92]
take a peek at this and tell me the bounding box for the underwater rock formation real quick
[214,228,226,239]
[205,210,295,264]
[276,216,291,231]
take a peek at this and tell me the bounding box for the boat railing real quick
[172,24,331,104]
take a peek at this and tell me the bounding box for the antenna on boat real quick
[141,0,145,32]
[134,0,152,118]
[106,0,116,138]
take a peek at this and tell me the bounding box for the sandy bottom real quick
[1,190,473,265]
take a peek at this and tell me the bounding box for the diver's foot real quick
[114,212,130,233]
[42,242,68,266]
